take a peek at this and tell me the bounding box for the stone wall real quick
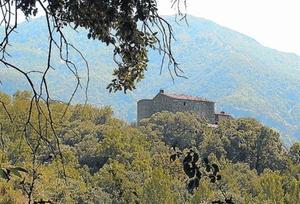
[137,93,216,123]
[152,94,174,113]
[215,113,232,124]
[137,99,153,122]
[153,94,215,123]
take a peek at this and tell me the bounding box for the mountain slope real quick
[1,16,299,144]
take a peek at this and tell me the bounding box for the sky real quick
[16,0,299,55]
[157,0,300,55]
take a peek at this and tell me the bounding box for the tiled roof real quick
[162,93,214,103]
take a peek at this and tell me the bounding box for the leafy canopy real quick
[0,92,299,203]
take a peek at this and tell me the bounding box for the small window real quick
[183,102,186,106]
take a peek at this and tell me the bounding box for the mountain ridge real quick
[0,15,299,145]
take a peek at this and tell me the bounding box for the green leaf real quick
[10,167,28,173]
[0,168,10,181]
[9,169,22,177]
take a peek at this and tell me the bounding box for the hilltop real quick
[0,15,299,144]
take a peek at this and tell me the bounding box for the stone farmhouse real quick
[137,90,232,124]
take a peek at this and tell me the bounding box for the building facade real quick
[137,90,223,123]
[215,111,233,124]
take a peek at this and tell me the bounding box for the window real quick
[183,102,186,106]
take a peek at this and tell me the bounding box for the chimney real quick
[159,89,164,94]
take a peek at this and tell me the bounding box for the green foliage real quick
[0,181,25,204]
[284,177,300,203]
[0,92,298,203]
[0,166,28,181]
[140,112,287,174]
[288,142,300,164]
[139,112,207,149]
[253,170,285,203]
[142,168,183,204]
[215,119,287,173]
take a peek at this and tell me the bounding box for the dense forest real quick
[0,91,299,203]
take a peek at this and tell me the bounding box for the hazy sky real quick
[157,0,300,55]
[17,1,299,55]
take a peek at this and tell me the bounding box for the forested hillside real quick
[0,16,299,144]
[0,92,299,203]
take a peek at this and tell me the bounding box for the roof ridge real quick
[161,92,214,102]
